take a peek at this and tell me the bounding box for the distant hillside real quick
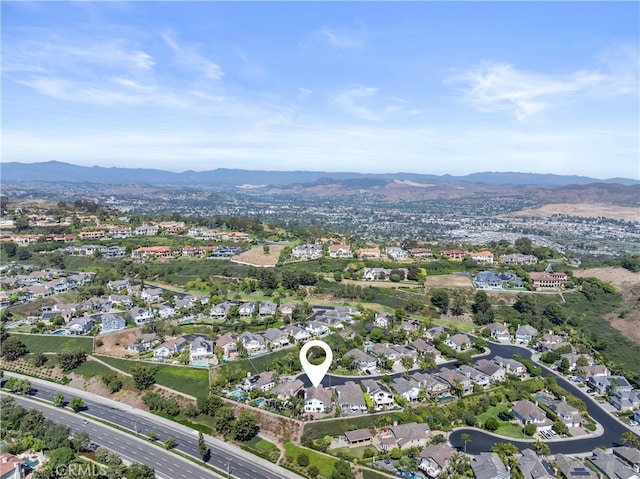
[1,161,637,187]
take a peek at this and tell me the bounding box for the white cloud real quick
[446,61,638,120]
[331,86,403,121]
[316,26,365,50]
[162,32,224,80]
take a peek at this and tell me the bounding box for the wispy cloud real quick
[331,85,403,121]
[446,61,638,120]
[162,32,224,80]
[316,25,365,50]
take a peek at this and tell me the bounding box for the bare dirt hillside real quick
[506,203,639,221]
[574,267,640,345]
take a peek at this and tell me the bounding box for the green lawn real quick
[284,442,337,479]
[476,404,510,424]
[72,360,114,378]
[12,333,93,354]
[242,436,280,462]
[495,424,527,439]
[430,318,477,333]
[304,413,400,440]
[363,470,396,479]
[95,355,208,397]
[328,445,371,459]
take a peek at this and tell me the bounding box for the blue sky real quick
[2,1,639,179]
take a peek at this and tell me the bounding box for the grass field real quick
[363,470,396,479]
[96,355,208,397]
[424,274,474,290]
[285,442,337,478]
[242,436,280,462]
[431,317,477,333]
[12,334,93,354]
[71,360,116,378]
[328,445,370,459]
[304,413,399,440]
[218,347,298,378]
[476,404,510,424]
[495,424,527,439]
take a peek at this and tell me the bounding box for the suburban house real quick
[304,386,333,414]
[412,338,437,356]
[529,272,569,289]
[458,365,490,387]
[345,349,377,372]
[512,400,553,431]
[262,328,290,349]
[99,313,126,333]
[418,443,456,479]
[515,325,538,345]
[386,247,409,260]
[474,359,506,383]
[215,332,237,356]
[335,381,367,413]
[409,248,433,258]
[546,398,581,427]
[416,372,451,398]
[141,287,163,303]
[516,448,557,479]
[258,301,278,318]
[344,429,373,446]
[238,332,266,356]
[500,254,538,265]
[0,453,26,479]
[610,390,640,411]
[271,379,304,401]
[127,307,154,326]
[243,371,276,392]
[484,323,511,342]
[377,422,431,451]
[440,249,465,261]
[588,375,633,395]
[328,244,352,258]
[436,368,473,395]
[374,312,392,328]
[303,321,328,337]
[612,446,640,473]
[493,356,527,377]
[153,337,187,359]
[577,364,610,382]
[392,377,422,402]
[444,333,471,352]
[284,325,311,343]
[280,303,295,317]
[554,454,598,479]
[211,301,234,319]
[356,247,381,259]
[189,336,214,362]
[156,303,176,319]
[590,448,640,479]
[66,316,94,335]
[469,250,494,264]
[291,243,323,260]
[470,453,510,479]
[126,333,158,352]
[361,380,395,409]
[239,301,256,318]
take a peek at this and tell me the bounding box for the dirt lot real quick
[425,274,474,290]
[94,328,143,357]
[574,267,640,345]
[231,244,286,267]
[507,203,639,222]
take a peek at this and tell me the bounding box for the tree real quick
[523,423,537,436]
[331,460,355,479]
[0,335,28,361]
[552,421,569,436]
[533,439,550,456]
[198,431,208,461]
[451,289,466,316]
[33,352,48,367]
[484,417,499,431]
[559,357,571,374]
[543,302,566,325]
[576,355,591,368]
[461,433,471,454]
[57,349,87,371]
[620,431,640,448]
[47,446,74,470]
[54,392,65,407]
[297,452,310,467]
[131,363,156,390]
[127,463,155,479]
[69,396,85,412]
[308,464,319,478]
[164,437,176,449]
[232,412,258,441]
[213,407,236,436]
[515,237,534,255]
[3,242,17,258]
[71,431,90,452]
[430,289,450,314]
[471,291,494,324]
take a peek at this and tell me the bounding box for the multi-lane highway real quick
[4,374,302,479]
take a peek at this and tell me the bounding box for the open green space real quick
[495,424,527,439]
[96,355,208,397]
[476,404,510,424]
[242,436,280,462]
[285,442,337,478]
[328,445,371,459]
[11,333,93,354]
[363,470,395,479]
[304,413,399,440]
[71,359,117,378]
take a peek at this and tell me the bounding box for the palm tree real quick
[620,431,640,448]
[461,433,471,454]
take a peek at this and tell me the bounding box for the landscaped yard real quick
[495,424,527,439]
[242,436,280,463]
[476,404,510,424]
[285,442,337,478]
[12,333,93,354]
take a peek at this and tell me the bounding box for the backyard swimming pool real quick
[192,361,210,367]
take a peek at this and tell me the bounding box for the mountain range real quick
[1,161,638,188]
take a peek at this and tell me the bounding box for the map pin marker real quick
[300,339,333,388]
